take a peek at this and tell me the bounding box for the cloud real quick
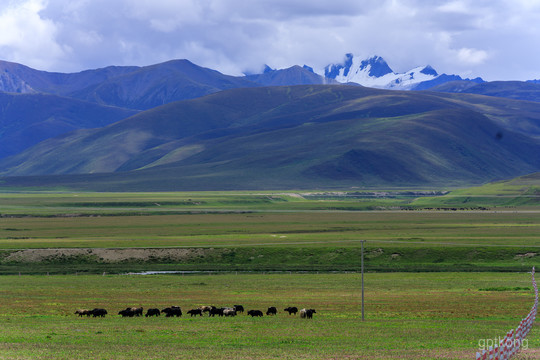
[0,0,65,69]
[457,48,489,65]
[0,0,538,80]
[437,0,471,14]
[126,0,207,32]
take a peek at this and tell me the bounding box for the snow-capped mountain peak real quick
[358,55,394,77]
[419,65,438,77]
[321,54,440,90]
[324,54,392,82]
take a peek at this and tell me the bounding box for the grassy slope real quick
[0,92,137,158]
[1,86,539,191]
[413,172,540,208]
[430,80,540,103]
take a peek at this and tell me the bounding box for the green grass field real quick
[0,184,539,358]
[0,211,538,249]
[0,176,537,216]
[0,272,538,359]
[0,189,539,274]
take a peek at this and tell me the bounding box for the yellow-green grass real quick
[412,173,540,209]
[0,191,377,215]
[0,188,535,217]
[1,190,538,273]
[0,272,538,359]
[0,211,538,249]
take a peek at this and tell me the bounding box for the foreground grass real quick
[0,272,538,359]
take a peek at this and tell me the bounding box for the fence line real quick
[476,267,538,360]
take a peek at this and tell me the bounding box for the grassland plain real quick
[0,209,539,273]
[0,272,538,359]
[0,188,539,274]
[0,184,539,359]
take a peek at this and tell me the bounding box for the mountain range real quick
[321,54,484,90]
[0,54,487,105]
[0,56,539,191]
[0,59,258,110]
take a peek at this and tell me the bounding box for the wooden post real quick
[361,240,365,321]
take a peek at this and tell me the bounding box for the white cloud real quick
[0,0,65,69]
[456,48,489,65]
[0,0,538,80]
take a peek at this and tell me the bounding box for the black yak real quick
[300,308,316,319]
[187,309,203,317]
[209,307,224,317]
[284,307,298,315]
[118,309,135,317]
[247,310,263,317]
[90,308,107,317]
[266,306,277,315]
[162,306,182,317]
[130,307,143,317]
[145,308,161,317]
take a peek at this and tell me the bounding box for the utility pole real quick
[361,240,365,321]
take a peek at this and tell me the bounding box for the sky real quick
[0,0,539,81]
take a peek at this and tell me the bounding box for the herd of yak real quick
[75,305,316,319]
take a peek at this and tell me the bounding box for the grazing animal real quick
[130,307,143,317]
[162,306,182,317]
[187,309,203,317]
[266,306,277,316]
[74,309,90,317]
[247,310,263,317]
[199,306,212,314]
[91,308,108,317]
[118,309,135,317]
[299,308,316,319]
[145,308,161,317]
[284,307,298,315]
[233,305,244,314]
[209,307,224,317]
[223,308,237,317]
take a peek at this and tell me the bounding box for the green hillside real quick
[0,85,539,191]
[430,80,540,103]
[0,92,137,159]
[412,172,540,208]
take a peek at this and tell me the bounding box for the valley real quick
[1,2,540,358]
[0,177,538,274]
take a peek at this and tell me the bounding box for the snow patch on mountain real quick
[321,54,441,90]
